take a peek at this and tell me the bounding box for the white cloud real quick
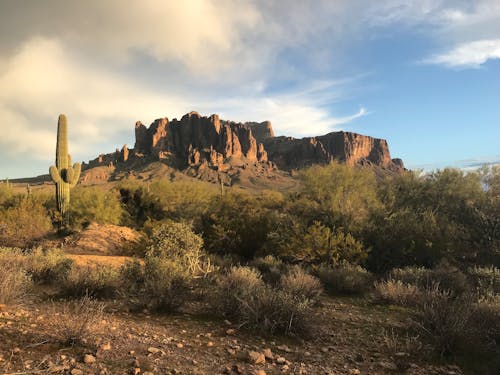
[423,39,500,68]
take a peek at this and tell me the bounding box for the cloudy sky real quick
[1,0,499,178]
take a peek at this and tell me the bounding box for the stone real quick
[70,369,84,375]
[247,351,266,364]
[263,348,274,360]
[147,347,160,354]
[253,370,267,375]
[99,342,111,351]
[83,354,96,364]
[276,357,287,365]
[226,328,236,335]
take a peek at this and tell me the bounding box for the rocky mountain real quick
[80,111,403,185]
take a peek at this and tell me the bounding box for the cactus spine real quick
[49,114,81,219]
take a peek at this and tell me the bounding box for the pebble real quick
[83,354,96,364]
[99,342,112,351]
[263,348,274,360]
[71,369,84,375]
[247,351,266,364]
[276,357,287,365]
[147,347,160,354]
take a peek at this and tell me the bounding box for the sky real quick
[0,0,499,179]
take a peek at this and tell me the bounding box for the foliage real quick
[316,262,373,295]
[0,195,52,247]
[69,187,126,229]
[0,247,32,305]
[280,265,323,304]
[26,247,74,285]
[210,266,316,335]
[61,265,120,299]
[468,266,500,295]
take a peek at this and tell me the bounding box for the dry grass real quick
[47,295,105,346]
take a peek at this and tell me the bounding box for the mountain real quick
[77,111,403,186]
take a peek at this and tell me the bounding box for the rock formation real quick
[82,111,404,184]
[263,131,403,171]
[133,111,269,168]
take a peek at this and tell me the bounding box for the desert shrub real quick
[120,256,191,313]
[250,255,286,285]
[69,187,126,229]
[49,295,105,346]
[142,257,190,312]
[279,221,367,265]
[468,266,500,295]
[373,280,421,306]
[146,220,213,276]
[0,182,13,205]
[0,247,32,305]
[61,265,119,299]
[280,266,323,303]
[202,191,275,259]
[210,266,315,335]
[389,263,469,296]
[26,248,74,284]
[0,196,52,247]
[316,263,373,295]
[471,295,500,347]
[411,291,474,356]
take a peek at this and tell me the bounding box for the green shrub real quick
[26,248,74,285]
[280,266,323,303]
[142,257,190,312]
[0,196,52,247]
[61,265,119,299]
[316,263,373,295]
[69,187,126,229]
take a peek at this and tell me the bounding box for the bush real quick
[26,248,74,285]
[0,247,32,305]
[316,263,373,295]
[146,220,212,276]
[411,291,474,356]
[468,266,500,295]
[61,265,119,299]
[69,187,126,229]
[210,266,315,335]
[0,196,52,247]
[280,266,323,303]
[48,295,105,346]
[373,280,421,306]
[250,255,286,285]
[142,257,190,312]
[389,262,469,296]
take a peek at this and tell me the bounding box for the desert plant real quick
[49,114,81,220]
[250,255,286,285]
[26,248,74,284]
[147,220,213,276]
[0,247,32,304]
[373,279,421,306]
[468,266,500,295]
[142,256,190,312]
[280,265,323,303]
[316,262,373,295]
[49,295,105,346]
[61,265,119,299]
[211,266,315,335]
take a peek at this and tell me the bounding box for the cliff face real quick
[85,111,403,178]
[134,112,269,169]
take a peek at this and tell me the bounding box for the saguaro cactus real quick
[49,114,81,218]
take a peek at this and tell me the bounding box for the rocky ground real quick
[0,296,464,375]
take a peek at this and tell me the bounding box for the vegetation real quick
[49,114,81,221]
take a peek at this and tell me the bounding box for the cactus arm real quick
[65,167,74,184]
[70,163,81,187]
[49,165,62,184]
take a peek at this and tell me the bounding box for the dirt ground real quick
[0,295,464,375]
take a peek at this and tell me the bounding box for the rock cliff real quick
[83,111,403,183]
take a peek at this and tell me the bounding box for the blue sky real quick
[0,0,499,178]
